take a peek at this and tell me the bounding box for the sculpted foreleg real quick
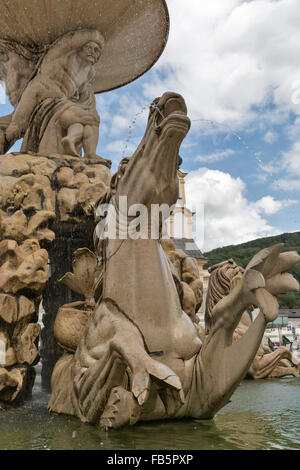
[53,299,184,429]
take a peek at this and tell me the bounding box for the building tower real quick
[166,170,207,311]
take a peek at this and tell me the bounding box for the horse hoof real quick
[99,386,140,430]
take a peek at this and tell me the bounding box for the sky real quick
[2,0,300,252]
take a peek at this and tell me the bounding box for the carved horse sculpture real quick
[49,92,300,429]
[207,259,300,380]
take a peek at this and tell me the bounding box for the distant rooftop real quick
[279,309,300,318]
[172,238,207,260]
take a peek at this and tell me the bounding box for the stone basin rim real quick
[0,0,170,94]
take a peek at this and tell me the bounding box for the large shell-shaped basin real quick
[0,0,169,93]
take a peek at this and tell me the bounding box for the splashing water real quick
[191,118,267,172]
[121,104,270,174]
[121,105,148,159]
[0,372,299,450]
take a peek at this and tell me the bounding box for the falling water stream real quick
[121,104,269,174]
[0,367,299,450]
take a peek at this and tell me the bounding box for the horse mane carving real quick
[205,259,244,334]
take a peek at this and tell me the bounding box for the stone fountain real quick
[0,0,299,430]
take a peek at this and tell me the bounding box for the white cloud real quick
[195,149,236,163]
[104,138,141,165]
[254,196,297,215]
[271,139,300,191]
[185,168,287,251]
[273,178,300,192]
[96,92,149,139]
[281,141,300,176]
[96,0,300,212]
[263,131,278,144]
[142,0,300,127]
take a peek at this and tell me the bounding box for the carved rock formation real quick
[0,152,111,395]
[0,238,47,404]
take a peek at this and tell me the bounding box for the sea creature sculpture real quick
[206,259,300,379]
[49,92,300,428]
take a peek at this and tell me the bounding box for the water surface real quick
[0,374,299,450]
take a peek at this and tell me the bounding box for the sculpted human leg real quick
[62,123,84,157]
[82,124,99,158]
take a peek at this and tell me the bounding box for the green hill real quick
[204,231,300,309]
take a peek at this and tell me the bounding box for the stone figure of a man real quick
[2,30,105,158]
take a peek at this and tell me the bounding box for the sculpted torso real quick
[37,50,95,101]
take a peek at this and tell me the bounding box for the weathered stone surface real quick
[0,151,111,399]
[57,188,78,222]
[26,211,56,242]
[0,154,111,228]
[56,167,75,188]
[77,182,108,216]
[0,209,55,242]
[0,154,31,176]
[0,210,27,242]
[181,282,197,318]
[0,365,34,404]
[0,176,17,208]
[14,323,40,365]
[54,302,91,353]
[0,332,16,367]
[8,174,44,212]
[0,367,19,398]
[59,248,97,301]
[73,172,89,188]
[56,167,89,189]
[83,164,111,186]
[28,157,57,179]
[37,175,55,212]
[0,237,46,399]
[0,294,17,323]
[167,248,203,322]
[18,296,35,322]
[0,239,48,294]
